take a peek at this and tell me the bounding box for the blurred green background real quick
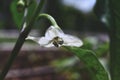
[0,0,108,32]
[0,0,109,80]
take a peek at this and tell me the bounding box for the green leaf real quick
[63,46,109,80]
[10,0,37,29]
[11,0,23,28]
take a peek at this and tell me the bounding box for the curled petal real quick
[62,34,83,47]
[45,26,64,39]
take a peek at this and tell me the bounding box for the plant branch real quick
[0,0,45,80]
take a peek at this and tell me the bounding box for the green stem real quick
[0,0,45,80]
[38,13,59,28]
[108,0,120,80]
[20,7,28,32]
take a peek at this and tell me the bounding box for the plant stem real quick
[38,14,58,28]
[20,7,28,32]
[108,0,120,80]
[0,0,45,80]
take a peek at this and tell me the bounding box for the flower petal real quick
[44,43,55,47]
[38,37,50,46]
[45,26,64,40]
[26,36,50,47]
[62,34,83,47]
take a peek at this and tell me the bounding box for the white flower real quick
[26,26,83,47]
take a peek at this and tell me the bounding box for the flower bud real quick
[17,0,25,12]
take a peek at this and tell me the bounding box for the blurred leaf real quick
[94,0,108,19]
[11,0,23,28]
[82,36,109,57]
[51,57,81,80]
[94,0,110,26]
[25,0,37,23]
[82,36,98,50]
[11,0,37,29]
[51,57,78,71]
[64,46,109,80]
[95,42,109,57]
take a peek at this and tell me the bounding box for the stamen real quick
[52,36,64,47]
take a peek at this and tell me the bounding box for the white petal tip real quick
[26,36,35,40]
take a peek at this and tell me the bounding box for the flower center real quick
[52,36,64,47]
